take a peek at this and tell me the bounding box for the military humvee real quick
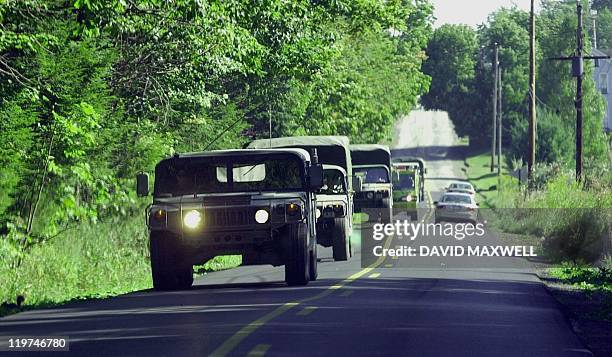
[136,149,324,290]
[350,144,393,222]
[248,136,354,261]
[391,159,426,220]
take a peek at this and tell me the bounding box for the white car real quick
[434,193,479,224]
[446,181,475,196]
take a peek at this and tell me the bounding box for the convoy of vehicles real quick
[350,144,393,222]
[136,149,324,290]
[136,136,482,291]
[391,158,426,220]
[247,136,354,261]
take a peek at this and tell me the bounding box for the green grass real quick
[548,261,612,294]
[0,216,241,317]
[464,150,512,208]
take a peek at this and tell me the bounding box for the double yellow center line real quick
[209,226,396,357]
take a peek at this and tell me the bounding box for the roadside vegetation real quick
[463,150,510,207]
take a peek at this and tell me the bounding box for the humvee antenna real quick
[268,104,272,148]
[203,116,243,151]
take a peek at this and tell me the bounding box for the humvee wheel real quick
[285,224,310,286]
[332,217,350,261]
[150,232,193,291]
[309,245,318,281]
[409,209,418,221]
[381,198,392,223]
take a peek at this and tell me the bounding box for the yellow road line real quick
[340,290,354,297]
[368,273,381,278]
[246,344,271,357]
[296,306,317,316]
[384,263,393,268]
[209,234,395,357]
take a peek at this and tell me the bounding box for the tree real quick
[420,24,478,138]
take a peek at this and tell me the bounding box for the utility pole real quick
[550,2,609,182]
[491,43,498,172]
[576,2,584,181]
[498,68,502,178]
[528,0,536,181]
[591,9,597,50]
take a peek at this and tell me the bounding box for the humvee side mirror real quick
[136,172,149,197]
[308,164,324,190]
[352,176,363,193]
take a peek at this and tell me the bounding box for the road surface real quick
[0,111,595,356]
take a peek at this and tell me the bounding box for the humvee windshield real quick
[154,155,304,196]
[354,167,389,184]
[318,169,346,195]
[396,174,415,189]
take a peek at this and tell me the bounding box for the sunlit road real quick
[0,111,594,356]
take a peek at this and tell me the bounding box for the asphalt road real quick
[0,111,595,356]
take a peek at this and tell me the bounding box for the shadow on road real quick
[392,146,467,161]
[1,275,590,357]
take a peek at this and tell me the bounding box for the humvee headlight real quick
[183,210,202,229]
[153,209,166,220]
[255,209,269,224]
[286,203,300,216]
[316,208,321,219]
[333,204,344,216]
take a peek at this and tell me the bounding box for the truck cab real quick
[136,149,323,290]
[392,161,423,220]
[350,144,393,222]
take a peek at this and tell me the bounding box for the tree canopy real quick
[0,0,433,241]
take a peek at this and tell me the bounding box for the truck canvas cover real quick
[248,136,352,189]
[350,144,391,168]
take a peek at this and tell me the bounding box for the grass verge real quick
[538,262,611,357]
[464,149,515,208]
[0,215,241,317]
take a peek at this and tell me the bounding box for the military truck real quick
[136,149,324,290]
[350,144,393,222]
[391,159,426,220]
[248,136,354,261]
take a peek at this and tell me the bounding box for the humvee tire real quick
[409,209,418,221]
[381,198,392,223]
[285,224,310,286]
[332,217,350,261]
[150,232,193,291]
[309,245,318,281]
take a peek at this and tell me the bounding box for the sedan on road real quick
[446,181,476,196]
[434,192,478,224]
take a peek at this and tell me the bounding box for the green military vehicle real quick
[391,158,426,220]
[248,136,353,261]
[136,148,324,290]
[350,144,393,222]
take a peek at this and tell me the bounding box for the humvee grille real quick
[204,208,258,227]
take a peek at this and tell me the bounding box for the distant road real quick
[0,111,594,356]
